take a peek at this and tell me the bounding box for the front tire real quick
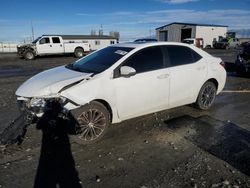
[71,101,110,144]
[24,50,35,60]
[195,81,217,110]
[74,48,84,58]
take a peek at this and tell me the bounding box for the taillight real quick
[220,61,225,68]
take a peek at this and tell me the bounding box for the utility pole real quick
[31,21,34,41]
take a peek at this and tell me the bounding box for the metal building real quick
[156,22,228,48]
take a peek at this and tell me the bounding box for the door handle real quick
[60,44,62,47]
[157,74,169,79]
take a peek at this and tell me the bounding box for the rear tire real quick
[74,48,84,58]
[24,50,35,60]
[70,101,110,145]
[195,81,217,110]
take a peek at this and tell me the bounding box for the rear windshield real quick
[66,46,134,73]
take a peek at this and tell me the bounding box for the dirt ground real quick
[0,49,250,188]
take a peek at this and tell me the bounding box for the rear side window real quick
[123,46,164,74]
[165,46,202,67]
[52,37,60,43]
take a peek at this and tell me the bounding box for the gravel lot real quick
[0,49,250,188]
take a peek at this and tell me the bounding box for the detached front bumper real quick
[16,96,81,122]
[17,47,26,57]
[17,97,65,121]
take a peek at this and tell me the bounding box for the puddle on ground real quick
[166,115,250,176]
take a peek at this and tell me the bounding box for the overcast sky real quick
[0,0,250,42]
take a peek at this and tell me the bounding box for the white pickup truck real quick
[17,35,91,60]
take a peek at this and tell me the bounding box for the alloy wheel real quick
[200,84,216,108]
[76,108,106,141]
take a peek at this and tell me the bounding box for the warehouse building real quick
[156,22,228,48]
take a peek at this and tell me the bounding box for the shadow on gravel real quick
[34,105,82,188]
[166,115,250,176]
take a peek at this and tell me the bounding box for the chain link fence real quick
[0,42,18,53]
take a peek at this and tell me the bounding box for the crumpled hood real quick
[16,66,92,98]
[17,43,35,48]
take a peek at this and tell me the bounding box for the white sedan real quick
[16,42,226,143]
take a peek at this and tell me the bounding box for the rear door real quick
[49,37,64,54]
[112,46,170,120]
[164,45,207,108]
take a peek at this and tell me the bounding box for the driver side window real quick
[39,37,50,44]
[123,46,164,74]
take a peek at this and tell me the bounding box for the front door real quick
[112,46,170,120]
[36,37,52,54]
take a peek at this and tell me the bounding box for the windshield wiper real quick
[65,63,99,74]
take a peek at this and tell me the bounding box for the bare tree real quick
[109,31,120,39]
[90,29,96,36]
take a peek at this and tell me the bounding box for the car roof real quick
[113,41,194,49]
[112,41,211,58]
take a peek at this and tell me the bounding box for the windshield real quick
[66,46,134,74]
[32,37,42,44]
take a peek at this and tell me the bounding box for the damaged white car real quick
[16,42,226,144]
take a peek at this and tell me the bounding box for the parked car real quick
[235,43,250,75]
[214,38,239,49]
[134,38,157,43]
[16,42,226,144]
[17,35,91,60]
[182,38,204,48]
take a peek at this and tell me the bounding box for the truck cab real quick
[36,36,64,55]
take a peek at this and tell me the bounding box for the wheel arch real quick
[205,78,218,90]
[74,46,84,52]
[92,99,113,123]
[195,78,219,102]
[24,47,36,54]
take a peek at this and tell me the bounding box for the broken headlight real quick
[17,96,67,116]
[30,98,46,108]
[28,98,46,114]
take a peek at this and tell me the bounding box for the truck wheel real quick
[74,48,84,58]
[70,101,110,145]
[24,50,35,60]
[195,81,217,110]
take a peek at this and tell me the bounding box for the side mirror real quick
[120,66,136,77]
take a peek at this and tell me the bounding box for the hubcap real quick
[26,52,33,59]
[77,51,83,57]
[201,85,216,108]
[76,109,106,141]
